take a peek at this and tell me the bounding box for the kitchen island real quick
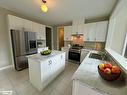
[28,50,65,91]
[72,51,127,95]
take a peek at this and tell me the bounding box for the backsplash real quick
[64,41,105,51]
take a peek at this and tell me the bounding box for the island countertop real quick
[72,51,127,95]
[27,50,65,62]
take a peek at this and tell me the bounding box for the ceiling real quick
[0,0,117,26]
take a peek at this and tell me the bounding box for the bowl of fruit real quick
[40,49,51,55]
[98,63,121,81]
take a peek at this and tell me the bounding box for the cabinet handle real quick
[48,60,52,65]
[61,55,63,59]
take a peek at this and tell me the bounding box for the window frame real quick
[122,33,127,58]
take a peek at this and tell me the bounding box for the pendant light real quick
[41,0,48,12]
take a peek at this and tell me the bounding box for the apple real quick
[111,66,120,74]
[104,63,112,69]
[104,68,111,74]
[99,64,105,71]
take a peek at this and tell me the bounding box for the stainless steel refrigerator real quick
[11,29,37,71]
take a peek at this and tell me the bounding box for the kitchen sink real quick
[89,53,102,60]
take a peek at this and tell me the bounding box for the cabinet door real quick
[64,26,72,41]
[77,25,84,34]
[49,57,60,80]
[39,24,46,40]
[32,22,40,32]
[72,25,78,34]
[85,23,96,41]
[64,26,68,41]
[8,15,23,30]
[80,50,89,63]
[87,23,96,41]
[96,21,108,42]
[73,81,109,95]
[57,53,65,67]
[83,24,89,41]
[41,59,52,87]
[36,24,46,40]
[23,19,33,31]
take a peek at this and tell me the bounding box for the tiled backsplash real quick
[64,41,105,51]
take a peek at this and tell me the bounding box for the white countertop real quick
[72,50,127,95]
[27,50,65,62]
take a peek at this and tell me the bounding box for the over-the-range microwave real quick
[122,33,127,58]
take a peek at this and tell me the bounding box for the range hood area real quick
[71,34,84,45]
[71,19,85,45]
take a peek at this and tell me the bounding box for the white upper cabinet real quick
[84,23,96,41]
[64,26,72,41]
[72,25,78,34]
[96,21,108,42]
[38,24,46,40]
[84,21,108,42]
[32,22,40,32]
[8,15,23,30]
[32,22,46,40]
[8,15,46,40]
[72,25,84,34]
[77,25,84,34]
[23,19,33,31]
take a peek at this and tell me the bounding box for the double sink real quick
[89,52,108,61]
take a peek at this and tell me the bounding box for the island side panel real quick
[28,59,42,91]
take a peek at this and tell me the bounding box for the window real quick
[122,33,127,58]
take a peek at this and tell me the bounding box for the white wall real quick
[0,9,11,68]
[106,0,127,54]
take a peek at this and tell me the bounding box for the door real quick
[46,27,52,49]
[58,27,64,50]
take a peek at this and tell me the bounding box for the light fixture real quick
[41,0,48,12]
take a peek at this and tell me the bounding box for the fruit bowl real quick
[98,63,121,81]
[40,50,51,55]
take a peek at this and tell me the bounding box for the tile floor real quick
[0,62,78,95]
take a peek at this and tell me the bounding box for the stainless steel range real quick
[68,45,83,63]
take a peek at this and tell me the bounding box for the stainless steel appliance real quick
[11,29,37,71]
[68,45,83,63]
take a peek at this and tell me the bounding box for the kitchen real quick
[0,0,127,95]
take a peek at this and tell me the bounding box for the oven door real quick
[69,51,80,62]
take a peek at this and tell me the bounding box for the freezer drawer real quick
[15,56,28,71]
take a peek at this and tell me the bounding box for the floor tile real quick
[0,62,78,95]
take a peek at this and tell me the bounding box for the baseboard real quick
[0,65,13,71]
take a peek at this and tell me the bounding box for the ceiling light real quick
[41,0,48,13]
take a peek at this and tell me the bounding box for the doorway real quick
[58,27,64,50]
[46,27,52,50]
